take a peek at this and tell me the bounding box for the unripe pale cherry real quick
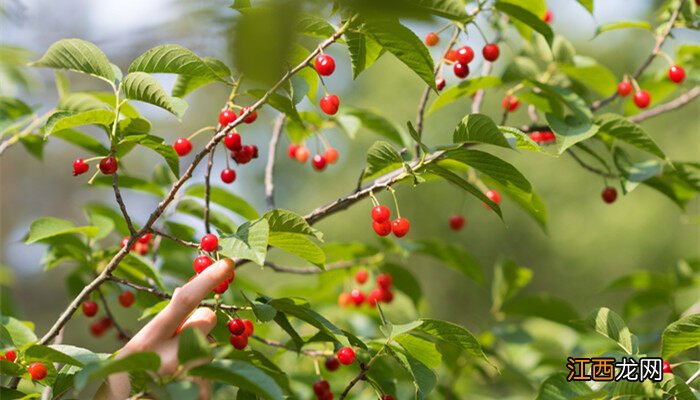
[72,158,89,176]
[338,292,352,307]
[173,137,192,156]
[320,94,340,115]
[445,49,458,62]
[295,146,310,163]
[425,32,439,46]
[315,54,336,76]
[324,147,339,164]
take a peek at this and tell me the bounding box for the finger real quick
[176,307,217,337]
[148,258,234,339]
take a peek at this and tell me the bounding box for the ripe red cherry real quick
[82,300,98,317]
[482,43,500,62]
[135,242,149,255]
[313,380,331,396]
[633,90,651,108]
[350,289,365,306]
[232,146,254,164]
[324,147,338,164]
[287,144,299,159]
[295,146,310,163]
[228,318,245,335]
[486,189,501,205]
[668,65,685,83]
[449,215,465,231]
[544,9,553,23]
[221,168,236,184]
[5,350,16,362]
[376,273,392,289]
[240,106,257,124]
[662,360,672,374]
[381,288,394,303]
[200,234,219,252]
[315,54,336,76]
[371,205,391,223]
[243,319,254,336]
[173,137,192,157]
[502,96,519,111]
[312,154,327,171]
[118,291,135,308]
[601,186,617,204]
[338,292,352,307]
[72,158,89,176]
[99,156,118,174]
[320,94,340,115]
[325,356,340,372]
[213,279,229,294]
[453,62,469,79]
[425,32,439,46]
[367,288,382,306]
[617,81,633,97]
[456,46,474,64]
[193,255,213,274]
[391,218,410,237]
[382,395,395,400]
[90,320,106,336]
[224,133,242,151]
[28,362,47,381]
[445,49,458,62]
[219,109,237,126]
[138,233,151,244]
[229,333,248,350]
[436,77,446,91]
[355,268,369,284]
[372,220,392,236]
[337,347,355,365]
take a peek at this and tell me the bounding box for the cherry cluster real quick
[120,232,152,256]
[288,144,339,171]
[617,64,685,109]
[315,54,341,115]
[0,349,47,381]
[338,270,394,308]
[370,205,410,238]
[72,155,119,177]
[81,288,133,337]
[313,347,358,399]
[192,234,235,294]
[227,317,255,350]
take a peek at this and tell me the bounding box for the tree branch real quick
[629,86,700,123]
[567,149,619,179]
[203,150,215,234]
[112,173,137,236]
[263,254,383,274]
[96,287,132,341]
[265,114,285,210]
[249,334,331,357]
[151,229,199,248]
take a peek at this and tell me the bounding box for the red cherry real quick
[324,147,339,164]
[376,273,392,289]
[173,137,192,157]
[229,333,248,350]
[486,189,501,205]
[541,131,556,143]
[324,356,340,372]
[224,133,242,151]
[200,234,219,252]
[371,205,391,223]
[633,90,651,108]
[313,380,331,396]
[138,233,151,244]
[445,49,458,62]
[668,65,685,83]
[319,392,333,400]
[193,255,213,274]
[312,154,327,171]
[251,145,259,159]
[502,96,519,111]
[338,292,352,307]
[382,395,395,400]
[662,360,672,374]
[436,77,446,91]
[221,168,236,184]
[240,106,257,124]
[228,318,245,336]
[367,288,382,306]
[82,300,98,317]
[380,288,394,303]
[544,9,553,23]
[295,146,310,163]
[372,220,392,236]
[5,350,16,362]
[449,215,465,231]
[391,218,410,238]
[213,279,229,294]
[601,187,617,204]
[28,362,47,381]
[135,242,149,255]
[453,62,469,79]
[219,109,237,126]
[118,291,135,308]
[99,156,118,175]
[320,94,340,115]
[355,268,369,284]
[232,146,254,164]
[315,54,336,76]
[617,81,633,97]
[72,158,89,176]
[337,347,355,365]
[287,144,299,159]
[425,32,440,46]
[456,46,474,64]
[90,319,110,337]
[482,44,500,62]
[350,289,365,306]
[243,319,254,337]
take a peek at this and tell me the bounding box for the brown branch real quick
[567,149,618,179]
[250,334,331,357]
[203,150,215,234]
[151,229,199,248]
[0,110,53,157]
[265,114,285,210]
[629,86,700,123]
[96,287,132,341]
[112,173,137,236]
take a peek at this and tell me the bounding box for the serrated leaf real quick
[595,20,653,36]
[24,344,83,367]
[345,31,384,79]
[446,148,531,192]
[185,184,259,220]
[295,14,337,38]
[263,209,321,239]
[122,72,188,117]
[481,175,548,231]
[585,307,637,354]
[0,316,37,347]
[414,240,484,284]
[662,313,700,359]
[219,218,269,265]
[178,328,211,365]
[189,360,284,400]
[495,1,553,45]
[247,89,301,124]
[268,232,325,268]
[172,57,232,98]
[118,133,179,176]
[387,346,437,399]
[546,113,600,154]
[429,76,502,114]
[595,113,666,159]
[31,38,115,84]
[267,298,343,342]
[25,217,98,244]
[128,44,224,80]
[74,352,160,391]
[242,293,277,322]
[396,333,442,369]
[660,375,695,400]
[52,129,110,155]
[402,0,470,21]
[452,114,511,148]
[44,109,115,137]
[364,141,403,180]
[425,164,502,217]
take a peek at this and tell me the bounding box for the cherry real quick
[320,94,340,115]
[312,154,327,171]
[138,233,152,244]
[338,292,352,307]
[391,218,410,238]
[229,333,248,350]
[376,273,392,289]
[372,220,392,236]
[0,355,4,360]
[371,205,391,223]
[288,144,299,159]
[380,288,394,303]
[243,319,254,336]
[355,268,369,284]
[221,168,236,184]
[453,62,469,79]
[502,96,519,112]
[28,362,47,381]
[436,77,446,91]
[295,146,310,163]
[232,146,254,164]
[668,65,685,83]
[324,147,339,164]
[135,242,149,256]
[425,32,440,46]
[482,43,500,62]
[456,46,474,64]
[617,81,633,97]
[486,189,501,205]
[5,350,16,362]
[72,158,89,176]
[367,288,382,306]
[200,233,219,252]
[449,215,465,231]
[324,356,340,371]
[212,279,229,294]
[633,90,651,109]
[173,137,192,157]
[219,109,237,126]
[319,392,333,400]
[445,49,458,62]
[224,133,242,151]
[313,380,331,396]
[382,395,395,400]
[240,106,257,124]
[350,289,365,306]
[337,347,356,365]
[90,318,111,337]
[530,131,556,144]
[662,360,672,374]
[227,269,236,283]
[544,9,553,23]
[82,300,98,317]
[99,156,118,175]
[250,145,259,159]
[601,186,617,204]
[315,54,336,76]
[228,318,246,336]
[118,291,135,308]
[193,255,213,274]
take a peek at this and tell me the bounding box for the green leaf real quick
[395,333,442,369]
[491,259,533,313]
[24,344,83,366]
[452,114,511,149]
[25,217,98,244]
[0,96,32,121]
[575,0,593,13]
[172,57,232,98]
[595,20,653,36]
[414,240,484,284]
[185,184,259,220]
[401,0,470,21]
[0,387,40,400]
[536,373,595,400]
[189,360,284,400]
[595,113,666,159]
[219,219,269,265]
[502,294,580,327]
[52,129,110,155]
[0,360,24,377]
[499,125,545,153]
[560,56,617,97]
[31,39,115,84]
[481,175,549,231]
[387,346,437,399]
[44,109,115,137]
[495,1,553,45]
[122,72,188,117]
[92,175,165,196]
[119,134,179,176]
[342,108,405,145]
[383,263,422,307]
[247,89,301,124]
[546,113,600,154]
[660,375,696,400]
[295,14,337,38]
[262,209,321,239]
[428,76,502,114]
[178,328,212,365]
[585,307,637,354]
[0,316,37,347]
[446,148,532,193]
[362,18,436,90]
[345,31,384,79]
[242,294,277,322]
[661,313,700,359]
[268,232,325,268]
[74,352,160,391]
[267,298,343,342]
[364,141,403,180]
[415,318,489,362]
[425,164,502,217]
[128,44,224,80]
[120,254,166,291]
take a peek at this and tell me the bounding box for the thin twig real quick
[338,347,385,400]
[629,86,700,123]
[112,173,137,236]
[263,254,383,274]
[265,114,285,210]
[96,287,132,341]
[203,150,215,233]
[250,334,331,357]
[686,367,700,385]
[567,149,619,179]
[151,229,199,248]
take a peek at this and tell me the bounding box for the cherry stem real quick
[318,74,330,96]
[473,22,490,43]
[86,169,100,185]
[188,126,216,141]
[223,143,231,169]
[83,156,102,163]
[318,132,331,149]
[387,186,401,218]
[436,23,452,34]
[368,191,379,207]
[631,77,642,92]
[659,51,675,66]
[313,358,321,377]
